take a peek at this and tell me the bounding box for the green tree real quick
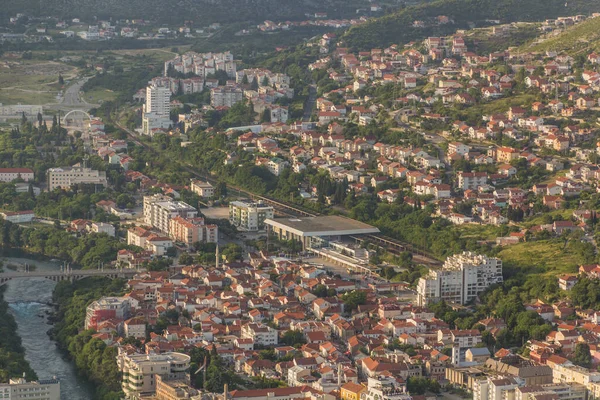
[573,343,592,368]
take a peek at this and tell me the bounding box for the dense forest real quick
[341,0,600,50]
[50,278,127,400]
[0,219,131,269]
[0,0,371,25]
[0,286,37,382]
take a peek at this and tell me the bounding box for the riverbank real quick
[50,277,126,400]
[0,286,37,382]
[2,257,96,398]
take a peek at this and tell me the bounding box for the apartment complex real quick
[241,323,278,346]
[190,179,214,198]
[169,216,218,246]
[229,200,274,231]
[0,378,60,400]
[143,194,198,233]
[0,167,34,182]
[142,83,172,135]
[85,296,132,330]
[117,351,191,399]
[211,86,244,107]
[46,166,108,191]
[417,252,503,305]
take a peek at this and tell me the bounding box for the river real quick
[2,257,95,399]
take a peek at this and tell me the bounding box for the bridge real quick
[0,268,141,286]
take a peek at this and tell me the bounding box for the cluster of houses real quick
[81,246,600,400]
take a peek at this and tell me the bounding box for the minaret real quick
[215,244,220,269]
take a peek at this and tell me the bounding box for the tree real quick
[280,330,306,347]
[58,74,64,85]
[573,343,592,368]
[241,74,249,85]
[262,76,270,86]
[250,77,259,90]
[341,290,367,312]
[214,181,227,199]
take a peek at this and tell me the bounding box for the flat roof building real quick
[265,216,379,249]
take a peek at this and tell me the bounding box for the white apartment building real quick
[241,323,278,346]
[211,86,243,107]
[143,194,198,233]
[145,84,171,115]
[0,378,60,400]
[361,376,410,400]
[90,222,116,236]
[117,351,191,399]
[474,377,518,400]
[457,172,488,191]
[47,166,108,191]
[267,158,290,176]
[0,168,34,182]
[190,179,214,198]
[417,252,503,305]
[142,84,172,135]
[229,200,274,231]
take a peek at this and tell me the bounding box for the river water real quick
[2,257,95,399]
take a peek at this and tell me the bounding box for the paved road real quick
[45,77,98,112]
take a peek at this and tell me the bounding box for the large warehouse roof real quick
[265,216,380,237]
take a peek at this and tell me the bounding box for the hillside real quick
[0,0,371,25]
[519,15,600,55]
[340,0,600,51]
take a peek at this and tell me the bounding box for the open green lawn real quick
[82,87,117,104]
[521,16,600,55]
[457,224,504,241]
[523,209,574,227]
[498,239,584,275]
[480,94,538,115]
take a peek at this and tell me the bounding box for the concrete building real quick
[211,86,243,107]
[190,180,214,198]
[155,375,201,400]
[85,296,132,330]
[361,376,410,400]
[90,222,116,236]
[474,377,518,400]
[0,168,34,182]
[265,216,380,250]
[0,378,60,400]
[143,195,198,233]
[0,210,35,223]
[117,351,191,399]
[47,166,108,191]
[229,201,274,231]
[169,216,218,246]
[142,84,172,135]
[417,252,503,305]
[241,323,278,346]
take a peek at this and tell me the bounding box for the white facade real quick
[90,222,116,236]
[47,166,108,191]
[190,180,214,198]
[229,201,274,231]
[0,168,34,182]
[0,211,34,223]
[142,84,172,135]
[361,376,410,400]
[0,378,60,400]
[241,323,278,346]
[417,252,503,305]
[117,351,191,399]
[211,86,243,107]
[143,194,198,233]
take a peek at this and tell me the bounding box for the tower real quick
[215,244,220,269]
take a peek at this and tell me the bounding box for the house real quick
[558,275,578,291]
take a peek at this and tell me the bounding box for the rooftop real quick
[265,216,379,237]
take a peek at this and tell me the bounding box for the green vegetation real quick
[0,286,37,382]
[51,277,127,400]
[523,15,600,54]
[495,237,595,275]
[0,219,131,269]
[340,0,600,51]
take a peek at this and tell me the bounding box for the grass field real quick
[498,239,584,275]
[521,16,600,55]
[82,87,117,104]
[0,60,77,105]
